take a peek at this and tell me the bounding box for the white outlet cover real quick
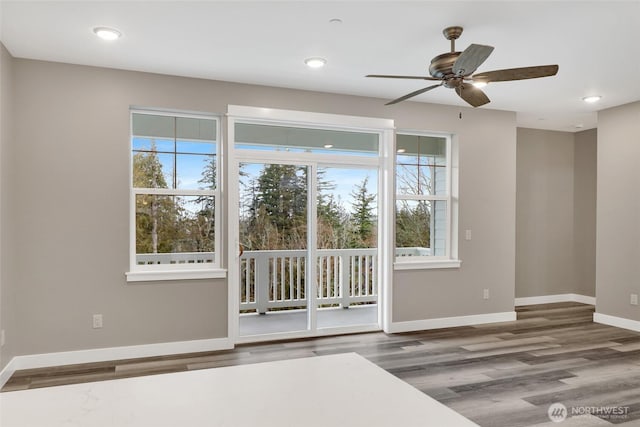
[92,314,103,329]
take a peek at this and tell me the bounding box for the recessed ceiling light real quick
[93,27,122,41]
[329,18,343,24]
[323,144,334,149]
[582,95,602,103]
[305,57,326,69]
[397,148,406,153]
[575,124,584,129]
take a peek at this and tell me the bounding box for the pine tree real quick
[250,164,308,249]
[190,156,217,252]
[349,177,376,248]
[316,169,349,249]
[133,142,180,254]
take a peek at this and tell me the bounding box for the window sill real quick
[394,259,462,270]
[126,268,227,283]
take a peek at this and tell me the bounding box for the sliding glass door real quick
[316,166,378,329]
[238,162,310,336]
[229,111,388,340]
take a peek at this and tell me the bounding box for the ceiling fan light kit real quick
[367,26,559,107]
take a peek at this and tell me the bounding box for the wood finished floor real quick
[4,302,640,426]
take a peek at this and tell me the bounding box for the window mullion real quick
[397,194,448,201]
[133,188,215,196]
[173,116,178,190]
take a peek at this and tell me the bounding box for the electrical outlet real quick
[465,230,472,241]
[483,289,490,300]
[0,329,5,347]
[631,294,638,306]
[92,314,103,329]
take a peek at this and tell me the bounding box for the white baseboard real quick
[0,357,18,390]
[571,294,597,305]
[0,337,233,389]
[515,293,596,306]
[593,312,640,333]
[386,311,516,334]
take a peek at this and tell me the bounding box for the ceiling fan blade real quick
[385,84,441,105]
[366,74,441,81]
[472,65,559,82]
[455,83,490,107]
[452,44,494,76]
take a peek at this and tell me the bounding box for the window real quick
[126,110,224,282]
[394,132,459,269]
[234,123,379,156]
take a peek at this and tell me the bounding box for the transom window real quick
[127,110,222,281]
[234,123,379,156]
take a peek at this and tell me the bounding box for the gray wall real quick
[515,128,597,299]
[4,56,517,361]
[393,116,516,321]
[596,101,640,321]
[574,129,597,297]
[9,59,229,360]
[0,43,15,370]
[516,128,576,297]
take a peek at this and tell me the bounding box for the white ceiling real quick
[1,1,639,132]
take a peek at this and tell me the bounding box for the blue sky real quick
[133,138,379,215]
[133,138,216,190]
[239,163,377,216]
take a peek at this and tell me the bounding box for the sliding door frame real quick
[227,105,395,344]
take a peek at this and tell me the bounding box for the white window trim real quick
[126,108,225,282]
[394,130,460,270]
[126,268,227,282]
[394,259,461,270]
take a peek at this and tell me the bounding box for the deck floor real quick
[239,305,378,336]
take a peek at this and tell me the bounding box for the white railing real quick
[137,246,430,314]
[136,247,428,266]
[239,248,378,314]
[395,247,432,257]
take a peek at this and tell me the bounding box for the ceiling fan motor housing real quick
[428,51,461,79]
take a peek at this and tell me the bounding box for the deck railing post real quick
[255,254,270,314]
[339,253,351,309]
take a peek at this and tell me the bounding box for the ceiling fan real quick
[366,26,559,107]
